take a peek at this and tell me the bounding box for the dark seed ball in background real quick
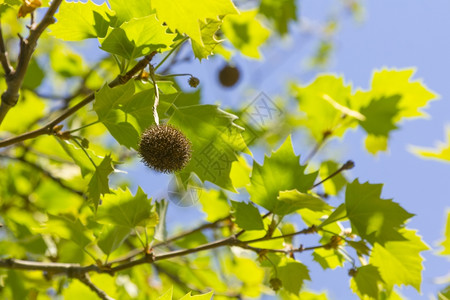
[218,64,240,87]
[138,124,192,173]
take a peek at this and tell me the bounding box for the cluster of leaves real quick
[0,0,441,300]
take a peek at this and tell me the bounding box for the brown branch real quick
[0,0,63,126]
[0,224,326,284]
[0,20,13,75]
[153,215,231,248]
[76,273,115,300]
[311,160,354,189]
[0,52,157,148]
[0,153,84,196]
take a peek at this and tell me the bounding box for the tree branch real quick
[0,52,157,148]
[0,223,330,288]
[76,273,115,300]
[0,20,13,75]
[311,160,354,189]
[0,153,84,196]
[0,0,63,126]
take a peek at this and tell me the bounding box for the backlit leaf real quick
[247,136,317,213]
[151,0,238,45]
[370,229,428,292]
[345,180,414,245]
[51,0,113,41]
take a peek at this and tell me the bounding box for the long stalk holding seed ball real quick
[150,65,160,125]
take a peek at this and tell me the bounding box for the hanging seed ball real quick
[218,64,240,87]
[188,76,200,88]
[138,124,192,173]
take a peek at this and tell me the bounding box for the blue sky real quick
[101,1,450,298]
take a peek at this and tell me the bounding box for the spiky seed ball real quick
[188,76,200,88]
[138,124,192,173]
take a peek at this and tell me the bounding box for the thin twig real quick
[304,130,332,163]
[0,52,157,148]
[0,20,13,75]
[0,153,84,196]
[153,215,231,248]
[76,273,115,300]
[0,224,324,279]
[0,0,63,126]
[109,215,231,266]
[311,160,354,189]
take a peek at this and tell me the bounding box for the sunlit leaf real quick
[350,265,383,299]
[221,10,270,59]
[346,180,414,245]
[370,229,428,292]
[100,15,175,59]
[247,136,317,213]
[88,154,114,210]
[231,201,264,230]
[169,104,248,191]
[96,187,154,229]
[259,0,297,35]
[51,0,113,41]
[151,0,238,45]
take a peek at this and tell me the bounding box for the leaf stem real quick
[154,37,189,71]
[0,52,157,148]
[311,160,354,189]
[71,138,97,168]
[68,120,101,133]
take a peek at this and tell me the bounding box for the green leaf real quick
[345,180,414,245]
[225,257,264,296]
[199,189,230,222]
[191,19,223,60]
[42,215,93,249]
[221,10,270,59]
[277,259,310,294]
[276,189,331,216]
[365,134,388,155]
[411,128,450,162]
[441,211,450,255]
[180,291,214,300]
[157,286,173,300]
[50,43,85,78]
[152,0,238,45]
[312,248,344,270]
[359,95,401,136]
[88,155,114,210]
[23,58,44,89]
[354,68,438,120]
[350,265,383,299]
[231,201,264,230]
[96,187,154,229]
[56,139,101,177]
[169,104,247,191]
[97,225,130,256]
[51,0,113,41]
[259,0,297,35]
[246,136,317,213]
[347,240,370,256]
[291,75,357,141]
[5,270,27,300]
[100,15,175,59]
[94,81,140,149]
[439,285,450,300]
[109,0,153,25]
[370,229,429,292]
